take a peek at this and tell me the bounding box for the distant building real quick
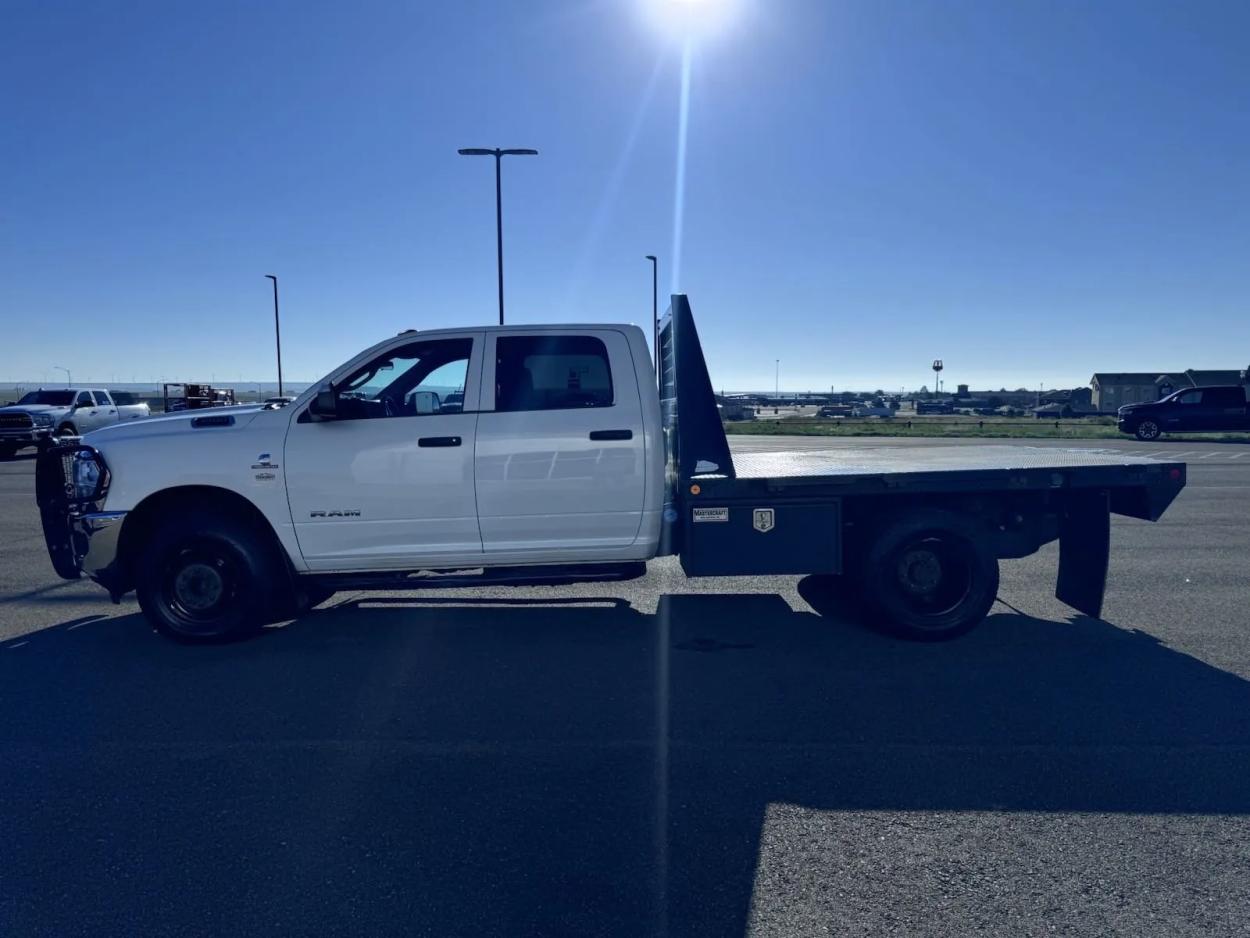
[1090,369,1248,412]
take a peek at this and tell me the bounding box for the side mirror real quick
[311,384,339,419]
[411,390,441,416]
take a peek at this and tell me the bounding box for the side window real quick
[1172,390,1201,405]
[495,335,614,412]
[75,392,93,407]
[1203,388,1242,407]
[335,338,472,420]
[93,391,112,406]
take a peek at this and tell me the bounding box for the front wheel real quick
[859,511,1000,641]
[55,423,78,439]
[1134,420,1161,441]
[136,510,285,643]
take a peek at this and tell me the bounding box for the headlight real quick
[31,413,53,427]
[70,450,108,501]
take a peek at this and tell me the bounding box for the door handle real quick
[589,429,633,441]
[418,436,462,447]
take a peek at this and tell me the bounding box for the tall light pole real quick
[645,255,659,382]
[458,147,538,325]
[775,359,780,398]
[53,365,71,386]
[264,275,283,397]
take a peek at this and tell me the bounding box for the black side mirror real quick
[311,384,338,419]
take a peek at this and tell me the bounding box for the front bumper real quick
[0,427,52,445]
[35,444,125,596]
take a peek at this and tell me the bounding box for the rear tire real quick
[1134,420,1161,442]
[136,509,285,643]
[859,510,999,641]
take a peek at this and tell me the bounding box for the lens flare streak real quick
[670,41,693,295]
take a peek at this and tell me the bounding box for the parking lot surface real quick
[2,437,1249,936]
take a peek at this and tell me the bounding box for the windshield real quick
[17,390,75,406]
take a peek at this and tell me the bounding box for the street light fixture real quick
[53,365,71,386]
[458,147,539,325]
[264,275,284,397]
[645,255,659,384]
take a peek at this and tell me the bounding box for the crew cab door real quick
[283,332,485,570]
[70,391,100,432]
[1201,387,1250,431]
[92,391,118,426]
[1161,388,1205,430]
[474,329,647,555]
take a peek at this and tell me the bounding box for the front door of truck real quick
[284,332,485,570]
[474,330,647,555]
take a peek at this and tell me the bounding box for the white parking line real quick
[1199,452,1221,459]
[7,641,29,649]
[1169,451,1200,458]
[1230,452,1247,459]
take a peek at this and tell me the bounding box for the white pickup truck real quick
[0,388,150,458]
[37,296,1186,644]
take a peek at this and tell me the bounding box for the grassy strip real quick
[723,419,1250,442]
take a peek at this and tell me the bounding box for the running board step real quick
[304,562,647,592]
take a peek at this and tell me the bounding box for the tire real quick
[1134,420,1161,442]
[858,510,999,641]
[0,443,16,460]
[135,509,285,643]
[55,423,78,439]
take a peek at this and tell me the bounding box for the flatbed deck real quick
[713,445,1171,479]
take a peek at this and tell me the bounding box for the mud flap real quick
[1055,489,1109,618]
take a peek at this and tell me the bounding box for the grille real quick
[0,413,34,429]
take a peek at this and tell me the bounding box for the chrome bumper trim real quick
[76,511,127,578]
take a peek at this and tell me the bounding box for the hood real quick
[84,405,267,443]
[0,403,66,415]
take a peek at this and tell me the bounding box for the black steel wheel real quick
[136,510,283,643]
[1134,420,1161,442]
[860,510,999,641]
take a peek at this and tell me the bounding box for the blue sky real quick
[2,0,1247,392]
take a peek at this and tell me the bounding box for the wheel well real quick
[115,485,293,595]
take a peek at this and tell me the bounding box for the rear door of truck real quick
[474,329,647,554]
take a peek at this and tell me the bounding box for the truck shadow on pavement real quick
[3,592,1250,937]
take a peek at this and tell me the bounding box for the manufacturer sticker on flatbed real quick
[692,507,729,523]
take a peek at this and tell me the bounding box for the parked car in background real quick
[1118,385,1250,441]
[852,404,894,418]
[716,396,755,421]
[0,389,150,458]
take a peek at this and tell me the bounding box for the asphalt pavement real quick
[2,437,1249,936]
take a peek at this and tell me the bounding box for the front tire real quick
[0,443,16,460]
[1134,419,1161,442]
[859,510,999,641]
[136,510,284,643]
[55,423,78,439]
